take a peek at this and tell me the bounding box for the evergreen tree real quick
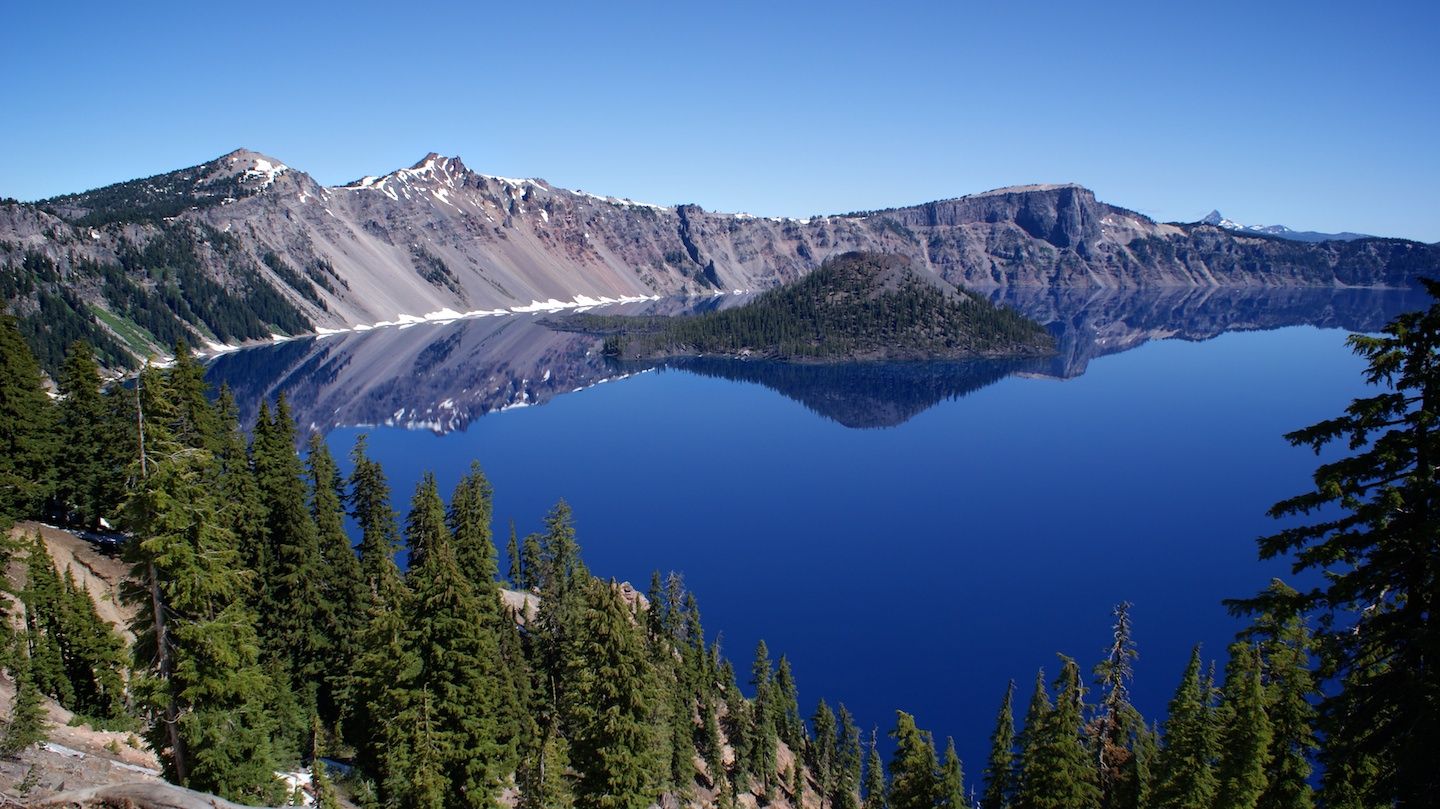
[164,341,221,453]
[521,532,543,591]
[749,639,778,788]
[811,699,839,809]
[517,721,574,809]
[864,729,887,809]
[566,581,664,809]
[20,535,73,708]
[1236,580,1316,809]
[0,651,48,756]
[252,396,327,743]
[57,567,127,722]
[1092,603,1143,809]
[1215,644,1273,809]
[981,681,1017,809]
[53,341,111,527]
[1013,670,1051,809]
[1228,283,1440,807]
[1016,657,1099,809]
[403,475,448,578]
[940,738,965,809]
[506,521,521,587]
[1154,647,1218,809]
[0,316,55,524]
[834,704,863,809]
[887,712,940,809]
[447,462,498,585]
[775,655,805,752]
[124,399,282,802]
[347,435,403,605]
[213,387,266,595]
[306,434,367,728]
[390,510,510,808]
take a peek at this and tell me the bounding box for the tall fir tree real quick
[775,655,805,753]
[811,699,839,809]
[251,396,327,744]
[1013,670,1051,809]
[1215,644,1273,809]
[566,581,664,809]
[749,639,778,789]
[1154,647,1219,809]
[506,520,521,587]
[0,648,49,756]
[1233,580,1317,809]
[347,434,403,605]
[887,712,939,809]
[390,507,511,808]
[213,387,267,598]
[306,433,368,728]
[53,341,111,527]
[1017,657,1100,809]
[1228,283,1440,807]
[1092,603,1143,809]
[863,729,887,809]
[834,705,863,809]
[940,738,965,809]
[0,316,55,524]
[123,385,282,802]
[447,462,498,585]
[981,681,1017,809]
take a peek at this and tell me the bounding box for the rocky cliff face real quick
[4,149,1436,364]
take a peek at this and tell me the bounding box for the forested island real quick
[0,283,1437,809]
[554,252,1056,362]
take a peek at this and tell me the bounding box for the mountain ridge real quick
[4,149,1438,369]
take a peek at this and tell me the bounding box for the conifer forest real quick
[1,281,1438,809]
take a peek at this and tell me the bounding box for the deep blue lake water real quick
[206,286,1423,777]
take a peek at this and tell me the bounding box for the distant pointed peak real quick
[1201,209,1224,225]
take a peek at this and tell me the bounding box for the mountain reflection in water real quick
[204,286,1427,433]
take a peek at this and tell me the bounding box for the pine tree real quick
[0,316,55,524]
[1215,644,1273,809]
[1154,647,1218,809]
[521,532,543,591]
[940,738,965,809]
[834,705,863,809]
[57,568,127,722]
[1013,670,1051,809]
[1017,657,1099,809]
[213,387,266,594]
[252,396,327,744]
[448,462,498,585]
[393,509,510,807]
[54,341,111,527]
[566,581,664,809]
[124,397,282,802]
[20,535,73,708]
[750,639,778,789]
[1228,284,1440,807]
[164,342,221,453]
[775,655,804,752]
[888,712,939,809]
[306,434,367,728]
[506,520,521,587]
[1234,580,1316,809]
[864,729,887,809]
[981,681,1017,809]
[1092,603,1143,809]
[347,435,403,605]
[811,699,838,809]
[0,651,48,756]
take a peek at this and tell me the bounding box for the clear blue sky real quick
[4,0,1437,240]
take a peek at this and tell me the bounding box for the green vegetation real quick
[0,283,1437,809]
[561,252,1054,362]
[2,220,311,374]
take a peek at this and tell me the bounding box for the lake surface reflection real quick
[205,285,1422,769]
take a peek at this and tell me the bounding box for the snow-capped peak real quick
[1200,210,1292,235]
